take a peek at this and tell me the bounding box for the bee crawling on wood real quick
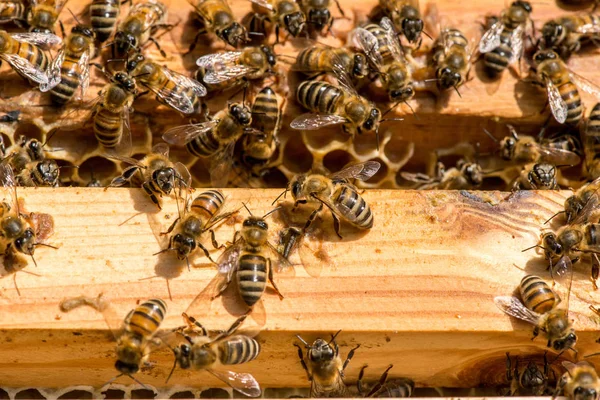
[554,361,600,400]
[357,364,414,398]
[504,352,555,396]
[401,159,483,190]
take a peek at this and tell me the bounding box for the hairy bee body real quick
[519,275,557,314]
[377,0,422,44]
[0,30,49,82]
[91,0,121,42]
[0,1,26,23]
[542,14,600,59]
[27,0,61,33]
[331,184,373,229]
[16,160,59,187]
[513,163,559,190]
[193,0,247,47]
[558,362,600,400]
[250,0,306,38]
[298,0,332,32]
[483,30,515,75]
[114,0,168,57]
[584,103,600,179]
[186,106,249,157]
[218,335,260,364]
[93,74,136,150]
[432,28,470,91]
[294,46,368,80]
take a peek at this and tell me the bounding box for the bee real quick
[113,0,169,58]
[108,143,191,210]
[555,361,600,400]
[290,70,383,144]
[349,17,415,103]
[125,53,206,114]
[540,14,600,60]
[357,365,414,398]
[4,136,46,172]
[195,45,277,93]
[162,102,252,187]
[157,189,238,269]
[431,27,471,94]
[187,0,248,52]
[247,0,306,41]
[45,24,95,105]
[167,312,261,397]
[292,45,369,81]
[401,160,483,190]
[298,0,344,34]
[512,163,559,190]
[371,0,424,47]
[478,1,532,77]
[0,0,26,27]
[294,331,359,398]
[504,352,553,396]
[583,103,600,180]
[282,161,380,238]
[0,30,61,88]
[495,274,577,352]
[16,159,60,187]
[26,0,67,34]
[91,0,125,43]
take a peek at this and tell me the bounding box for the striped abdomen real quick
[0,1,26,22]
[124,298,167,337]
[519,275,557,314]
[218,335,260,365]
[295,46,335,74]
[94,106,122,148]
[90,0,120,42]
[186,128,220,157]
[191,189,225,221]
[585,223,600,246]
[332,184,373,229]
[236,253,267,307]
[374,379,414,398]
[251,86,280,134]
[13,39,48,77]
[585,103,600,177]
[296,80,342,114]
[364,23,394,65]
[557,80,583,125]
[50,54,85,105]
[483,30,513,75]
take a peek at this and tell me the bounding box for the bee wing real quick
[11,32,62,47]
[145,69,206,114]
[508,25,524,64]
[247,0,274,11]
[0,53,48,85]
[209,142,235,187]
[174,162,192,190]
[329,161,381,181]
[203,65,255,85]
[217,240,243,274]
[553,255,574,290]
[478,20,503,53]
[196,51,242,68]
[531,142,581,166]
[399,171,435,183]
[0,162,19,215]
[39,47,64,92]
[152,143,170,158]
[76,50,91,101]
[104,153,144,167]
[290,113,348,130]
[570,71,600,100]
[162,68,207,97]
[494,296,541,326]
[571,187,600,225]
[546,79,568,124]
[348,27,385,72]
[287,227,335,277]
[266,242,295,276]
[208,369,261,398]
[380,17,405,63]
[576,23,600,34]
[162,121,219,147]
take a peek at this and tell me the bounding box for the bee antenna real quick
[58,165,79,170]
[585,352,600,359]
[242,202,253,216]
[185,256,191,272]
[380,118,404,123]
[382,101,401,118]
[248,31,265,37]
[102,373,123,388]
[375,126,380,152]
[328,329,342,344]
[522,244,546,252]
[544,210,565,224]
[422,30,433,40]
[126,374,150,390]
[42,130,57,147]
[165,357,178,384]
[262,206,280,219]
[30,254,37,268]
[102,41,114,49]
[453,85,462,98]
[404,100,417,119]
[272,188,288,205]
[152,247,175,256]
[34,243,58,250]
[295,334,309,347]
[482,128,499,143]
[67,8,82,25]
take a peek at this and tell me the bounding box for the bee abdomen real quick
[333,185,373,229]
[375,380,414,398]
[483,43,511,74]
[237,254,267,307]
[219,335,260,365]
[585,223,600,246]
[191,189,225,219]
[0,2,26,20]
[50,64,80,105]
[558,81,583,124]
[94,107,122,148]
[91,0,120,42]
[15,41,48,72]
[587,103,600,136]
[519,275,556,314]
[186,129,220,157]
[126,298,167,337]
[297,81,342,114]
[252,87,279,133]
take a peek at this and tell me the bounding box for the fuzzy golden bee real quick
[357,365,414,398]
[292,45,369,81]
[431,27,471,94]
[187,0,248,51]
[504,353,553,396]
[401,160,483,190]
[512,163,559,190]
[90,0,124,43]
[555,361,600,400]
[371,0,424,47]
[541,14,600,60]
[113,0,169,58]
[247,0,306,41]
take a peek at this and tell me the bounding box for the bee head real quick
[288,175,305,200]
[352,54,368,79]
[389,86,414,102]
[542,232,562,256]
[126,53,146,73]
[72,24,95,40]
[284,11,306,37]
[553,332,577,351]
[308,338,336,364]
[531,163,555,186]
[461,162,483,186]
[436,67,462,91]
[114,71,136,92]
[153,167,177,194]
[172,233,196,260]
[308,8,330,30]
[242,216,269,244]
[542,21,563,46]
[533,49,557,64]
[401,17,423,43]
[260,45,277,66]
[14,228,35,256]
[173,343,192,370]
[230,103,252,126]
[26,139,44,161]
[362,108,380,132]
[37,160,59,185]
[222,22,247,48]
[512,1,532,13]
[573,385,597,400]
[499,136,516,160]
[114,31,137,55]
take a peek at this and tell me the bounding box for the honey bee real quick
[4,135,46,172]
[16,159,60,187]
[44,24,95,105]
[108,143,191,210]
[294,331,359,398]
[156,189,238,269]
[478,1,532,77]
[195,45,277,93]
[555,361,600,400]
[292,45,369,81]
[167,312,261,397]
[512,163,559,190]
[531,49,600,126]
[495,274,577,352]
[544,176,600,226]
[282,161,380,238]
[187,0,248,52]
[540,14,600,60]
[371,0,424,47]
[91,0,125,43]
[162,102,252,187]
[126,53,206,114]
[0,0,26,27]
[0,30,61,88]
[247,0,306,41]
[504,352,553,396]
[431,27,471,94]
[298,0,344,34]
[356,365,414,398]
[349,17,415,103]
[401,160,483,190]
[583,103,600,180]
[26,0,67,33]
[113,0,169,58]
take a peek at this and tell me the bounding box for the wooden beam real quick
[1,188,599,390]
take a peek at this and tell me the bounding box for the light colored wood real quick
[0,187,600,390]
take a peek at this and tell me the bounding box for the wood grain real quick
[0,187,600,389]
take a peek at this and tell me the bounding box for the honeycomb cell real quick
[352,133,379,157]
[46,128,98,159]
[282,134,313,174]
[0,388,8,400]
[131,389,156,399]
[15,389,45,400]
[383,134,413,165]
[200,388,230,399]
[102,389,126,399]
[58,390,93,399]
[323,150,355,174]
[302,128,349,151]
[79,156,118,185]
[367,158,388,184]
[189,159,211,187]
[261,167,288,188]
[170,391,196,399]
[14,121,44,142]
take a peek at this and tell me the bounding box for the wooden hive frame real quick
[1,0,600,396]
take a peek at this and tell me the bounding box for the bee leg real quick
[532,326,539,341]
[197,242,216,264]
[302,203,323,232]
[294,343,311,380]
[505,353,513,382]
[147,37,167,58]
[135,90,150,100]
[267,258,285,300]
[108,165,140,188]
[366,364,393,398]
[182,312,209,336]
[592,253,600,290]
[160,217,180,236]
[356,364,368,396]
[331,213,342,239]
[341,343,360,375]
[185,31,204,56]
[59,20,66,39]
[209,230,225,249]
[553,374,568,400]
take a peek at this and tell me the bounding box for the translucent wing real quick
[265,242,295,275]
[209,142,235,187]
[208,369,261,398]
[196,51,242,68]
[290,114,348,130]
[399,171,435,183]
[380,17,405,63]
[571,186,600,225]
[196,52,254,84]
[162,121,218,146]
[247,0,274,11]
[163,67,207,96]
[77,49,91,100]
[577,23,600,34]
[532,142,581,166]
[0,53,48,85]
[217,241,243,274]
[174,162,192,190]
[494,295,541,326]
[111,106,132,157]
[570,71,600,99]
[478,20,504,53]
[0,162,18,215]
[104,153,144,167]
[11,32,62,46]
[330,161,381,181]
[39,47,64,92]
[152,143,170,157]
[348,27,384,72]
[143,69,206,114]
[203,64,255,85]
[552,255,573,287]
[546,79,568,124]
[508,25,524,64]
